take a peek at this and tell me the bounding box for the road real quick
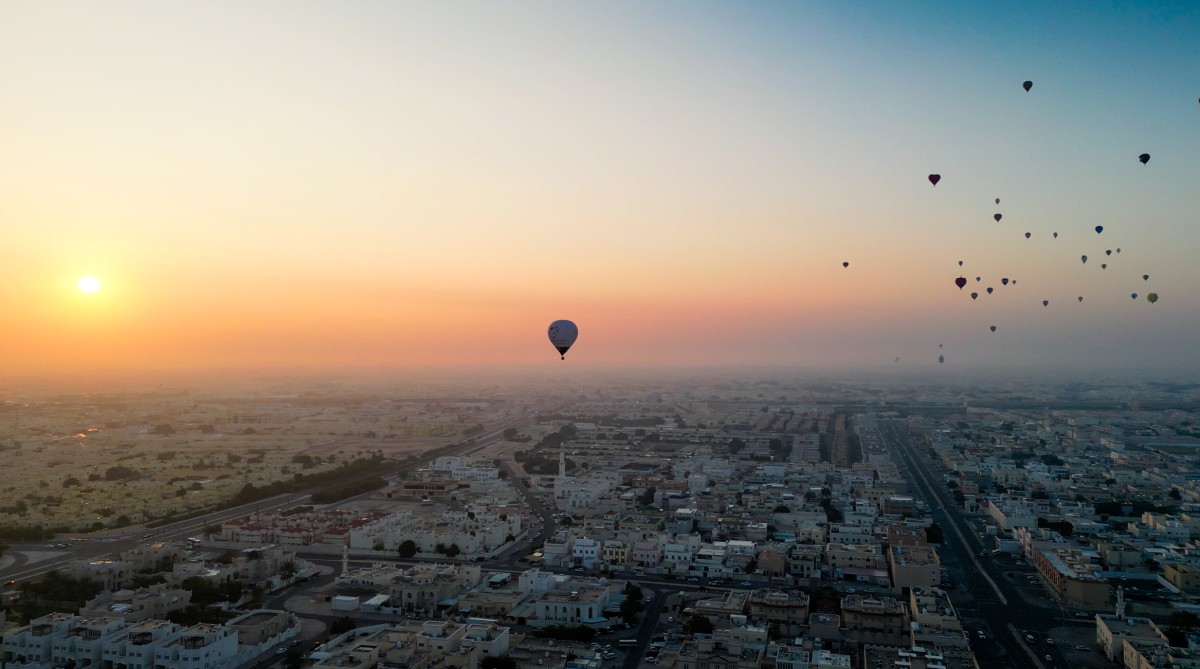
[879,419,1080,669]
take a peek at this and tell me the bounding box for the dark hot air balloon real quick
[976,276,981,282]
[1078,296,1083,302]
[1106,249,1112,256]
[895,357,900,363]
[938,354,944,364]
[994,213,1003,222]
[1143,274,1149,281]
[1001,278,1009,286]
[1043,300,1049,307]
[1011,279,1017,285]
[1116,248,1121,253]
[547,320,579,360]
[1095,225,1103,234]
[929,174,941,186]
[1139,153,1150,164]
[995,198,1000,204]
[1025,232,1031,238]
[1081,255,1088,264]
[955,277,968,290]
[971,292,978,301]
[1101,263,1107,269]
[1148,293,1159,303]
[990,325,997,333]
[1023,80,1033,92]
[1053,231,1058,238]
[958,260,964,267]
[986,287,994,294]
[843,261,849,268]
[1131,293,1138,300]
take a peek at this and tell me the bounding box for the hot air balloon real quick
[986,287,994,294]
[1131,293,1138,300]
[929,174,941,186]
[938,354,945,364]
[990,325,997,333]
[1023,80,1033,92]
[547,320,578,360]
[1043,300,1049,307]
[1106,249,1112,256]
[1143,274,1149,281]
[1116,248,1121,253]
[1081,255,1088,264]
[995,198,1000,204]
[894,357,900,363]
[1001,278,1009,286]
[939,344,943,348]
[843,261,849,268]
[958,260,964,267]
[995,213,1003,222]
[971,292,978,301]
[1101,264,1107,269]
[1025,232,1031,238]
[976,276,982,282]
[1095,225,1103,234]
[1078,296,1084,302]
[1139,153,1150,164]
[955,277,968,290]
[1148,293,1159,303]
[1011,280,1017,285]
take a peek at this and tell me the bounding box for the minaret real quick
[1116,585,1126,620]
[342,543,350,576]
[559,445,566,481]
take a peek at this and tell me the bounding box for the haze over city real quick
[3,2,1199,377]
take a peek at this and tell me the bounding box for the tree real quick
[398,539,417,558]
[445,544,461,558]
[283,650,305,669]
[952,489,966,506]
[481,657,519,669]
[685,614,714,634]
[330,616,357,635]
[638,487,657,506]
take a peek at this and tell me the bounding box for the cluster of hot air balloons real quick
[922,78,1170,365]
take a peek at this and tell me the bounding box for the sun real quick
[78,276,101,293]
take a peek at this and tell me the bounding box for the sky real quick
[2,1,1199,377]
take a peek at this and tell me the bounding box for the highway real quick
[879,419,1079,669]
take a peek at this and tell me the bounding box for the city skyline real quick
[3,2,1199,375]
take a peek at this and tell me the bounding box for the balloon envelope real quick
[1131,293,1138,299]
[971,292,978,300]
[547,320,579,359]
[928,174,941,186]
[1025,232,1031,238]
[1053,232,1058,238]
[986,287,993,294]
[1095,225,1103,234]
[1001,278,1009,285]
[938,355,944,364]
[955,277,968,289]
[1139,153,1150,164]
[1106,249,1112,256]
[1143,274,1150,281]
[1078,296,1084,302]
[1023,80,1033,91]
[1101,264,1107,269]
[1043,300,1049,307]
[1081,255,1088,264]
[842,261,849,268]
[990,326,997,332]
[1148,293,1159,303]
[994,213,1003,222]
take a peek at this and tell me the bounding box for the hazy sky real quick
[3,2,1199,376]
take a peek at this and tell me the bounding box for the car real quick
[1075,645,1089,651]
[276,647,287,654]
[1044,655,1052,662]
[1046,639,1054,646]
[687,577,699,582]
[741,581,751,586]
[291,640,302,646]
